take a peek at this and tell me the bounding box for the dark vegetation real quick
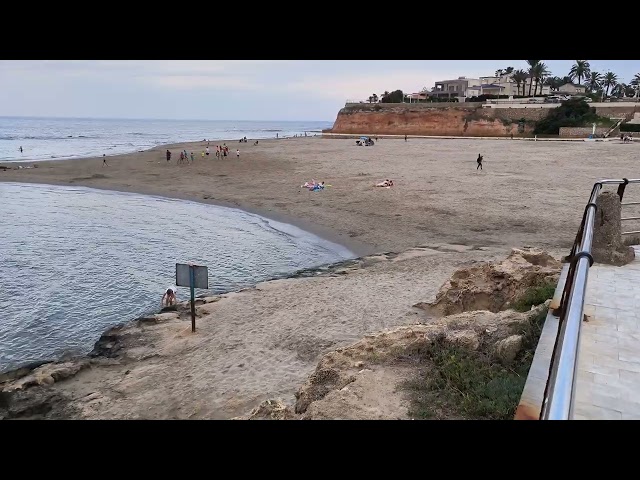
[401,281,555,420]
[402,306,548,420]
[533,98,608,135]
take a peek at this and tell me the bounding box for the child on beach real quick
[236,149,240,158]
[161,287,177,308]
[190,152,194,163]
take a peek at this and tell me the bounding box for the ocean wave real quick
[0,135,97,141]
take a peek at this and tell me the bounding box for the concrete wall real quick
[559,127,611,138]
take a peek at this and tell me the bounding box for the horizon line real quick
[0,115,333,123]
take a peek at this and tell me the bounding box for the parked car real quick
[527,98,543,104]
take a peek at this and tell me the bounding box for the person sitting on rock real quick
[162,287,177,308]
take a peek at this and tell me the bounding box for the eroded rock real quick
[495,335,524,365]
[2,360,90,392]
[416,247,560,317]
[238,399,297,420]
[292,304,546,417]
[592,191,635,266]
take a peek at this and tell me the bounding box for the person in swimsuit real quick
[162,288,177,307]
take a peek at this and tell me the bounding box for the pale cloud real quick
[147,74,262,90]
[286,71,447,102]
[0,60,292,87]
[1,60,638,121]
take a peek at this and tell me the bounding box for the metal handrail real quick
[540,178,640,420]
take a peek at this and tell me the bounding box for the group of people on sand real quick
[620,133,635,143]
[178,149,194,164]
[163,144,241,165]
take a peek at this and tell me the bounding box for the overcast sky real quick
[1,60,638,122]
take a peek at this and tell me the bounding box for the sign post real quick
[176,263,209,333]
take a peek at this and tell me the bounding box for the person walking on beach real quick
[102,154,108,167]
[166,149,171,162]
[236,149,240,158]
[19,146,23,153]
[476,153,483,171]
[404,135,407,142]
[206,146,210,157]
[190,152,194,163]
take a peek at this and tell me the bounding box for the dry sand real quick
[1,137,639,419]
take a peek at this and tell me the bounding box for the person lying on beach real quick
[375,179,394,187]
[301,180,326,190]
[161,287,177,308]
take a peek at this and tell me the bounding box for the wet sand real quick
[2,137,639,419]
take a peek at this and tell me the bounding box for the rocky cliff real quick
[327,102,640,138]
[326,103,537,137]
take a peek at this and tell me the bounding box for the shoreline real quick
[1,134,325,164]
[0,178,373,258]
[2,136,638,418]
[0,252,367,381]
[1,137,373,257]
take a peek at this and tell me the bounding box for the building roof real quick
[435,78,479,84]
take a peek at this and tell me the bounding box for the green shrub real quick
[403,307,547,420]
[533,98,603,135]
[512,282,556,312]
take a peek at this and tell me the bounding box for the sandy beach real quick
[1,137,639,419]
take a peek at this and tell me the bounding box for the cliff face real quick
[327,103,534,137]
[327,103,640,137]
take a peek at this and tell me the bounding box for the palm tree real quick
[612,83,627,98]
[533,62,550,96]
[586,71,602,93]
[569,60,591,86]
[526,60,540,96]
[603,71,618,98]
[505,66,514,75]
[495,69,504,77]
[512,69,528,96]
[545,76,562,92]
[632,73,640,99]
[371,93,379,103]
[368,95,374,103]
